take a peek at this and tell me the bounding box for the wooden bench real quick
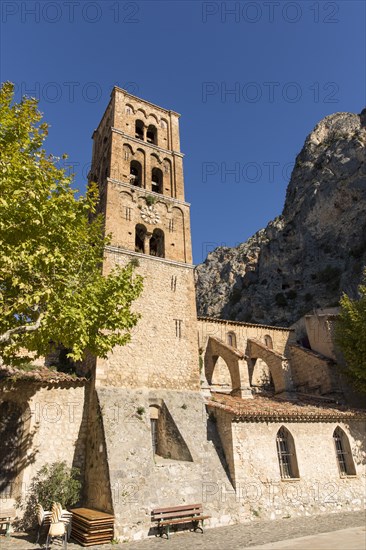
[151,503,210,539]
[0,508,16,537]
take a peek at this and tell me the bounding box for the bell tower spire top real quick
[89,87,192,264]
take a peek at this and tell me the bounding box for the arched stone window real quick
[130,160,142,187]
[146,124,157,145]
[276,426,299,479]
[333,427,356,476]
[135,119,144,140]
[264,335,273,349]
[227,331,237,348]
[135,224,147,254]
[151,168,163,194]
[149,228,165,258]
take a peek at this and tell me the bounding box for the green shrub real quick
[286,290,297,300]
[145,195,156,206]
[275,293,287,307]
[16,461,81,529]
[229,288,242,305]
[316,266,341,284]
[316,266,341,292]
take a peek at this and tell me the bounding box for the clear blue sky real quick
[1,0,365,263]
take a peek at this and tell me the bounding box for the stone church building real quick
[1,88,365,541]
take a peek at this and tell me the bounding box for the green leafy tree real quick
[335,273,366,392]
[0,82,143,367]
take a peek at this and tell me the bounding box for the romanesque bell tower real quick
[89,87,199,390]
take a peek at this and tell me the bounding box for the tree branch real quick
[0,312,44,345]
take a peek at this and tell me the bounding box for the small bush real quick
[286,290,297,300]
[275,293,287,307]
[304,293,313,302]
[316,266,341,292]
[229,288,242,305]
[316,266,341,284]
[16,461,81,529]
[136,406,145,416]
[145,195,156,206]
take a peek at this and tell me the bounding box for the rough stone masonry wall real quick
[0,381,88,502]
[94,387,248,541]
[103,180,192,263]
[83,387,114,515]
[96,250,200,391]
[288,345,341,394]
[222,418,366,520]
[197,318,295,357]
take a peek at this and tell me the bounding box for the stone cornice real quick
[111,128,184,158]
[105,246,194,270]
[106,178,191,208]
[112,86,181,117]
[197,316,294,333]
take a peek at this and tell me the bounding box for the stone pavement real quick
[1,510,365,550]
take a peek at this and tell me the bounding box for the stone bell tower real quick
[89,87,199,390]
[85,90,235,540]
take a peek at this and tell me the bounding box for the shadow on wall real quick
[0,399,38,499]
[206,413,234,488]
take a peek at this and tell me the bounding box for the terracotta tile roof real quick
[207,392,366,421]
[0,365,87,385]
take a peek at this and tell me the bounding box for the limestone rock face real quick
[195,110,366,326]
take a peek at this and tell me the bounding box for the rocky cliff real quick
[195,110,366,327]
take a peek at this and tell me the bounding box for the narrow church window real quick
[174,319,182,338]
[149,228,164,258]
[169,219,174,232]
[333,427,356,476]
[171,275,177,291]
[276,427,299,479]
[264,335,273,349]
[125,207,132,221]
[146,124,157,145]
[130,160,142,187]
[149,405,160,455]
[227,331,237,347]
[151,168,163,194]
[135,120,144,140]
[135,224,147,253]
[151,418,158,454]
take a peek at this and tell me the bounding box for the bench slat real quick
[153,509,202,521]
[0,510,16,518]
[157,515,210,527]
[152,503,202,514]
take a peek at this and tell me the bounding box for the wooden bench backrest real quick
[0,509,16,519]
[152,504,203,521]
